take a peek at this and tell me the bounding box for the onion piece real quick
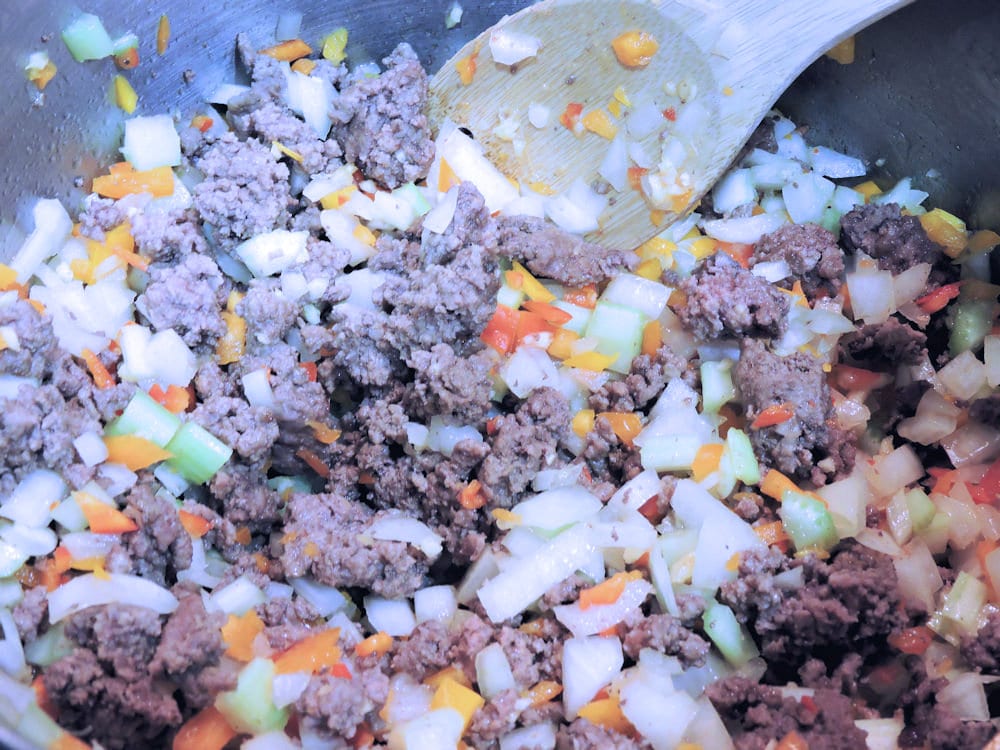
[236,229,309,277]
[527,103,550,129]
[940,421,1000,467]
[562,635,623,719]
[209,576,266,615]
[288,577,348,617]
[712,169,756,215]
[845,268,895,324]
[546,179,607,234]
[121,115,181,171]
[422,186,460,234]
[1,470,65,527]
[48,573,179,623]
[892,262,932,308]
[554,578,652,637]
[476,642,517,700]
[937,672,990,721]
[599,136,629,193]
[867,445,924,497]
[414,585,457,625]
[364,596,416,637]
[807,146,866,178]
[489,28,541,66]
[893,539,943,612]
[701,212,786,244]
[937,350,988,402]
[10,199,72,283]
[782,172,835,225]
[368,516,444,559]
[499,723,557,750]
[241,368,275,408]
[275,12,303,41]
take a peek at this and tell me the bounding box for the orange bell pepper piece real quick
[102,435,173,471]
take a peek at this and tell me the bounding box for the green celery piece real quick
[700,359,735,414]
[583,301,646,374]
[702,600,759,667]
[949,298,992,355]
[165,422,233,484]
[215,658,288,735]
[778,490,839,552]
[725,428,760,485]
[112,32,139,55]
[104,391,182,448]
[61,14,114,62]
[904,488,936,532]
[929,571,988,645]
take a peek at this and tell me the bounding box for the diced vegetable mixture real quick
[2,10,1000,750]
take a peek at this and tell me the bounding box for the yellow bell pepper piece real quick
[562,351,617,371]
[430,677,484,730]
[113,75,138,114]
[577,696,633,734]
[919,208,967,258]
[571,409,596,438]
[582,109,618,140]
[506,261,555,303]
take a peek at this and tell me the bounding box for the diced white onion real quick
[476,642,517,699]
[364,596,416,637]
[893,539,942,612]
[422,186,460,234]
[601,273,671,320]
[501,345,560,398]
[272,672,311,710]
[208,83,251,106]
[432,121,518,212]
[937,350,988,402]
[608,469,662,512]
[749,260,790,283]
[242,368,275,408]
[546,179,607,234]
[562,635,623,719]
[72,432,108,468]
[284,67,335,139]
[898,388,962,445]
[527,103,550,129]
[782,172,835,225]
[96,463,138,497]
[619,666,699,750]
[940,421,1000,468]
[845,269,894,324]
[288,577,348,617]
[48,573,179,623]
[121,115,181,171]
[236,229,310,277]
[984,334,999,388]
[426,416,484,458]
[702,212,787,244]
[532,464,584,492]
[489,28,541,66]
[807,146,866,178]
[369,516,444,559]
[208,575,266,615]
[1,470,66,527]
[867,445,924,497]
[873,177,929,213]
[937,672,990,721]
[478,524,596,623]
[118,325,197,389]
[414,585,457,625]
[711,169,756,215]
[11,199,73,283]
[554,579,652,637]
[892,263,931,308]
[599,136,629,193]
[388,708,464,750]
[854,528,903,558]
[511,486,602,531]
[626,103,666,139]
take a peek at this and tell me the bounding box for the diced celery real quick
[702,600,759,667]
[61,13,114,62]
[919,511,951,555]
[268,475,313,498]
[216,658,288,735]
[725,429,760,485]
[14,704,64,750]
[583,301,646,374]
[552,300,592,335]
[778,490,839,552]
[700,359,735,414]
[497,284,525,309]
[639,435,702,472]
[928,571,988,645]
[104,391,182,448]
[904,488,936,532]
[949,299,992,356]
[166,422,233,484]
[24,623,73,667]
[820,205,842,235]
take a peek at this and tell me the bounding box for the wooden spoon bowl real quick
[429,0,911,250]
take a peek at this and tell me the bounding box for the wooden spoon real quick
[428,0,911,250]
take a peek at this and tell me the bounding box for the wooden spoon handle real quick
[699,0,914,100]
